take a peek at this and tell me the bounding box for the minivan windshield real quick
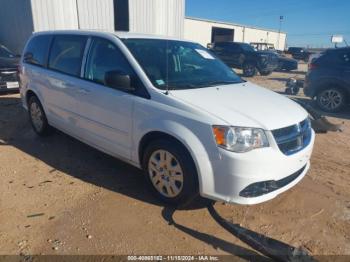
[122,39,243,90]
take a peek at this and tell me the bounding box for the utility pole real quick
[277,16,284,50]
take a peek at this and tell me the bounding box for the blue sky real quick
[185,0,350,48]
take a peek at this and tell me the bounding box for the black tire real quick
[259,70,272,76]
[28,95,52,136]
[316,87,346,113]
[142,139,199,207]
[242,63,257,77]
[286,86,300,96]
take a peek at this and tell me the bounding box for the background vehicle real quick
[269,51,298,71]
[304,47,350,112]
[287,47,312,62]
[210,42,278,77]
[0,44,20,93]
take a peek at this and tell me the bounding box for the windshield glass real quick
[240,43,255,52]
[0,45,15,58]
[122,39,243,90]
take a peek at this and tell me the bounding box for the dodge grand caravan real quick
[19,31,315,206]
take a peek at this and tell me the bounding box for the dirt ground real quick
[0,63,349,258]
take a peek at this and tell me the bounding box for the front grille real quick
[272,118,312,155]
[0,69,18,83]
[239,165,307,198]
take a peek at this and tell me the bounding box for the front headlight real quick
[212,126,269,153]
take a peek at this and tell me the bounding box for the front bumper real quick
[201,130,315,205]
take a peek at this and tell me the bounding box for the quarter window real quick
[23,35,52,67]
[84,38,134,87]
[48,35,87,77]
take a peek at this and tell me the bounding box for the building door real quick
[211,27,234,43]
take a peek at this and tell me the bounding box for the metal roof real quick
[186,16,287,34]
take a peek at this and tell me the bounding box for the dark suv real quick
[0,44,20,92]
[304,47,350,112]
[210,42,278,77]
[287,47,311,62]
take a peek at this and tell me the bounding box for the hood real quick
[170,82,308,130]
[0,57,20,70]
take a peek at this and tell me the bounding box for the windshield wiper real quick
[204,80,244,87]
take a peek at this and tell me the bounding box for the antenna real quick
[165,39,169,95]
[165,2,170,95]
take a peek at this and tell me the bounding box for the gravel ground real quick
[0,64,349,258]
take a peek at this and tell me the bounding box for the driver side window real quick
[85,38,134,87]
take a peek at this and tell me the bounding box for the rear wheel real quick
[28,95,52,136]
[242,63,257,77]
[316,87,346,113]
[142,139,199,207]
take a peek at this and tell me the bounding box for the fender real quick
[133,119,217,197]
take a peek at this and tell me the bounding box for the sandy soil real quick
[0,65,349,258]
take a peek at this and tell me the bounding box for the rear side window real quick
[24,35,52,66]
[48,35,87,77]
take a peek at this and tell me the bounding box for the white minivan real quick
[19,31,315,206]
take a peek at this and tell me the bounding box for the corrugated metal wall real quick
[76,0,114,30]
[31,0,79,31]
[0,0,34,53]
[31,0,184,37]
[129,0,184,38]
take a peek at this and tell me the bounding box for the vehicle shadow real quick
[161,206,270,261]
[162,206,315,261]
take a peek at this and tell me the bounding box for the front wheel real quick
[142,139,199,206]
[242,63,257,77]
[316,87,346,113]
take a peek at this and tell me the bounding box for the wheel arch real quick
[25,89,48,114]
[26,89,38,106]
[136,124,215,197]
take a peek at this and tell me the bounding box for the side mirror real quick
[23,52,33,63]
[104,71,135,92]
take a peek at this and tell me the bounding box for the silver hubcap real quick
[319,89,343,110]
[30,102,44,131]
[148,150,184,198]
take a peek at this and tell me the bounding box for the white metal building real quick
[184,17,287,51]
[0,0,286,54]
[0,0,185,53]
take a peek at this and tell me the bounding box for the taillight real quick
[308,63,318,70]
